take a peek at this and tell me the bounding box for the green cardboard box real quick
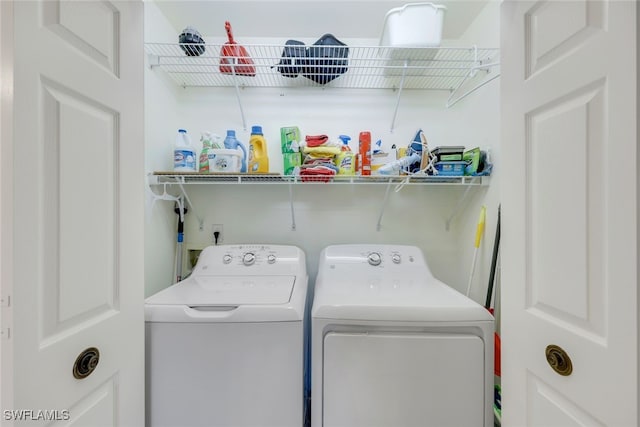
[280,126,301,153]
[283,153,301,175]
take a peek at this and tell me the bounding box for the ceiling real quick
[151,0,490,40]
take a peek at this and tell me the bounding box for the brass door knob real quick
[545,344,573,376]
[73,347,100,379]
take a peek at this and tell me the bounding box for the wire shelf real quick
[151,172,489,186]
[149,172,489,231]
[145,42,499,91]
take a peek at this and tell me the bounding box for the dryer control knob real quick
[242,252,256,266]
[222,254,233,264]
[392,254,401,264]
[267,254,276,264]
[367,252,382,266]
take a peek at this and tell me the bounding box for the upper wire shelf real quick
[145,42,499,91]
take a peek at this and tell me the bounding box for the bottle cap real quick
[178,129,187,133]
[226,130,235,137]
[251,126,263,134]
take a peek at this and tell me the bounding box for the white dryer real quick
[145,244,308,427]
[311,244,494,427]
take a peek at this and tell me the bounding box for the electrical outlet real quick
[212,224,223,245]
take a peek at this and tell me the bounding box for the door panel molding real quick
[526,0,606,78]
[42,0,120,76]
[525,78,607,339]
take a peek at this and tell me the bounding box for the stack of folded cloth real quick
[300,135,341,182]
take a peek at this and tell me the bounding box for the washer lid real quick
[145,275,296,306]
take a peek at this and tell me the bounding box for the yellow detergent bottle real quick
[248,125,269,173]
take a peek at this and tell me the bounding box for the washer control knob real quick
[367,252,382,266]
[392,254,401,264]
[222,254,232,264]
[267,254,276,264]
[242,252,256,266]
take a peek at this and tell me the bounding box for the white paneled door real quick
[501,0,637,425]
[1,1,144,425]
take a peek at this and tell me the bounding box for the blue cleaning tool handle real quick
[236,141,248,172]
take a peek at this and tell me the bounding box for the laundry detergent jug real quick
[223,130,248,172]
[248,125,269,173]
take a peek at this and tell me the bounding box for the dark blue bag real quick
[276,40,306,78]
[303,34,348,84]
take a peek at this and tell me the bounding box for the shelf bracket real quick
[445,184,474,231]
[390,60,409,132]
[446,71,500,109]
[147,53,160,70]
[376,180,394,231]
[289,181,297,231]
[446,47,500,108]
[230,61,248,131]
[146,176,180,223]
[147,174,205,230]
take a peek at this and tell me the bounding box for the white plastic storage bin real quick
[207,149,243,173]
[380,3,447,48]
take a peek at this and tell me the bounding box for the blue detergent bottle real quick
[224,130,248,173]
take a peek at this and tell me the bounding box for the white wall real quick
[451,0,501,309]
[144,1,501,302]
[144,1,183,297]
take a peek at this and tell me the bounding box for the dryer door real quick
[323,332,485,427]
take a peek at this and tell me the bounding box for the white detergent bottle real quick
[174,129,197,172]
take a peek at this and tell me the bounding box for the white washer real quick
[311,244,494,427]
[146,244,308,427]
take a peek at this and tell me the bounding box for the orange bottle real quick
[358,131,371,176]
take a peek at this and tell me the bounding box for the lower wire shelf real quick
[149,172,490,231]
[150,171,490,186]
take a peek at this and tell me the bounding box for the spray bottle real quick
[199,132,213,172]
[335,135,355,175]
